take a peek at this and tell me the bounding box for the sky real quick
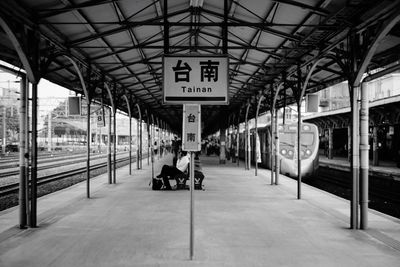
[0,70,70,98]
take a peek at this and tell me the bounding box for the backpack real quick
[152,177,163,190]
[194,170,205,190]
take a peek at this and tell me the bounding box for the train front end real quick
[279,123,319,178]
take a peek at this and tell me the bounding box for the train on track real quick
[238,122,319,178]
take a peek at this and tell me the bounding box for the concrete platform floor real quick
[1,154,400,267]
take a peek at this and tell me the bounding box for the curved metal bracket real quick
[104,82,115,112]
[122,95,131,118]
[354,7,400,86]
[0,15,37,83]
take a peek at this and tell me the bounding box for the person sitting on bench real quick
[156,151,190,190]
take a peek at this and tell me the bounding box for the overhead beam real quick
[201,8,301,42]
[38,0,127,19]
[66,8,189,46]
[273,0,330,16]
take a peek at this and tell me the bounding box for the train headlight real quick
[281,149,287,155]
[300,150,305,156]
[305,149,311,155]
[303,125,310,131]
[288,150,293,156]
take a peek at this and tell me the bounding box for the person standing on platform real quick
[171,136,181,167]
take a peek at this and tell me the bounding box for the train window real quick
[301,133,314,146]
[280,133,295,145]
[280,131,315,146]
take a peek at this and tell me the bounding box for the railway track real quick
[0,156,133,197]
[0,152,128,177]
[310,166,400,218]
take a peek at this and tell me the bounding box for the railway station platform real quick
[319,156,400,179]
[0,155,400,266]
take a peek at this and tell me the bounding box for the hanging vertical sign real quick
[68,96,81,115]
[182,104,201,151]
[97,109,105,127]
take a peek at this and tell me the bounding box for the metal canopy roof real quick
[1,0,400,134]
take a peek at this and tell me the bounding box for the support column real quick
[232,126,237,163]
[29,83,38,228]
[297,102,301,197]
[129,111,132,175]
[140,116,143,169]
[86,101,91,198]
[47,113,52,152]
[24,79,30,224]
[136,104,142,169]
[150,114,154,180]
[274,109,279,185]
[245,102,250,170]
[350,85,360,229]
[113,106,116,184]
[226,126,231,161]
[157,119,161,159]
[328,127,334,159]
[108,107,112,184]
[296,64,302,197]
[147,113,150,166]
[236,113,240,167]
[1,106,5,154]
[18,75,27,229]
[255,94,264,177]
[219,128,226,164]
[360,83,369,229]
[270,110,275,185]
[137,116,140,169]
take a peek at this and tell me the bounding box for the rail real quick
[0,155,133,197]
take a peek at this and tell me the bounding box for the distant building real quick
[317,71,400,112]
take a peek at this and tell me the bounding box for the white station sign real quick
[182,104,201,151]
[163,55,229,105]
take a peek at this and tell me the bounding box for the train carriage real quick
[239,122,319,178]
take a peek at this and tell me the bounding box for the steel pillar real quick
[272,83,284,185]
[147,112,150,166]
[113,105,116,184]
[86,101,91,198]
[350,85,360,229]
[269,109,275,185]
[18,75,27,229]
[1,106,5,154]
[297,102,301,198]
[140,113,143,169]
[108,107,112,184]
[24,78,30,225]
[29,83,38,228]
[136,103,142,169]
[123,95,132,175]
[236,109,241,167]
[245,102,250,170]
[274,109,279,185]
[129,113,132,174]
[360,82,369,229]
[137,116,140,169]
[150,114,154,180]
[255,94,264,176]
